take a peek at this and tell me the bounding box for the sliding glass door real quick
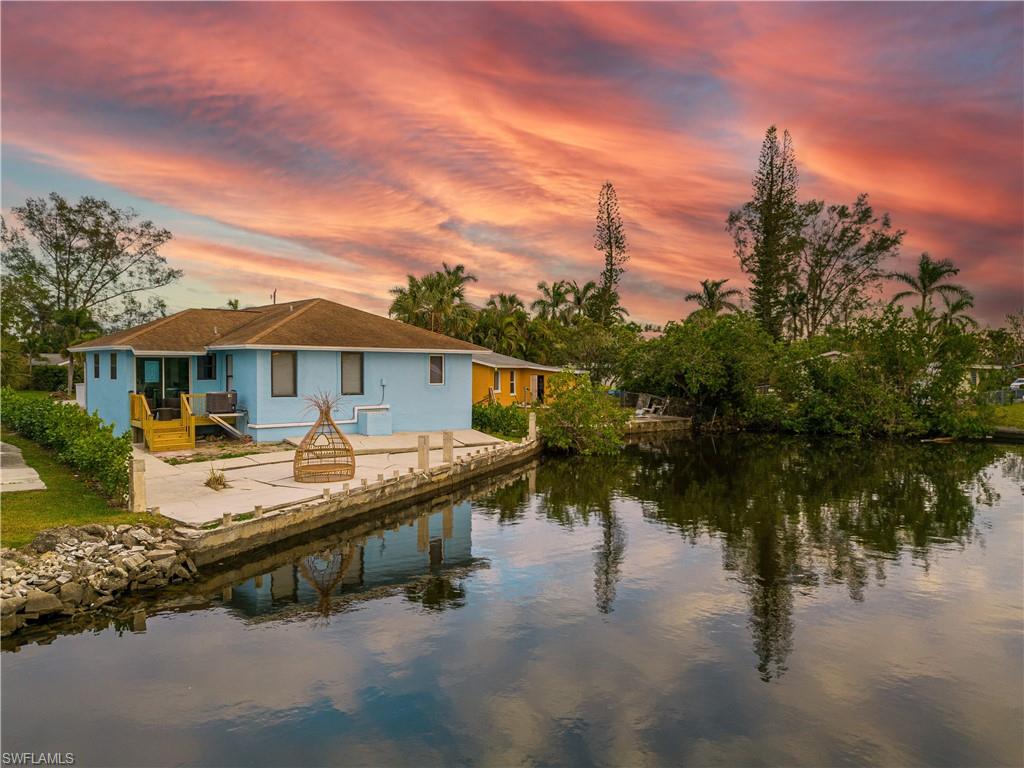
[135,357,191,404]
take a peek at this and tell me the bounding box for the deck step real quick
[149,441,192,450]
[147,427,193,452]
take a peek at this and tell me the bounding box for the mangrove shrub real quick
[537,372,628,455]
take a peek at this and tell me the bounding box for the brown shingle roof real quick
[69,308,264,353]
[70,298,484,353]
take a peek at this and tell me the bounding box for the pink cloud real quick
[2,2,1020,326]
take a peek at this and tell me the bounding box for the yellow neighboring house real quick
[472,352,565,406]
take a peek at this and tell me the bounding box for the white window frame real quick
[509,369,517,396]
[492,368,501,392]
[428,354,445,385]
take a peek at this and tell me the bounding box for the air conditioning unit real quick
[206,391,237,414]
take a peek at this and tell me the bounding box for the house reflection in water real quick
[222,501,475,621]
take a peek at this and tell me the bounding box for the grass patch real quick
[163,443,286,465]
[11,390,53,400]
[992,404,1024,430]
[0,428,170,549]
[479,432,520,442]
[204,468,228,490]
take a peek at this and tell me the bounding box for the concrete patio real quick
[138,429,509,526]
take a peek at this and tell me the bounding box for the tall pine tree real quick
[727,127,807,340]
[593,181,628,324]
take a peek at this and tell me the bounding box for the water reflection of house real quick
[223,502,474,620]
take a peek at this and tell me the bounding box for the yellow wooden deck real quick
[130,393,242,452]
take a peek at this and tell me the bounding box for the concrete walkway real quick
[138,429,509,526]
[0,442,46,492]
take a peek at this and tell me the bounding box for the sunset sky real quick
[2,2,1022,326]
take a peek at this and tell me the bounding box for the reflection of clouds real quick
[2,449,1021,765]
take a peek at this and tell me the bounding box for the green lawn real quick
[1,428,168,550]
[992,404,1024,430]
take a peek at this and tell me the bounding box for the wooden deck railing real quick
[130,392,152,422]
[180,393,194,445]
[129,393,157,449]
[183,392,207,418]
[130,392,235,451]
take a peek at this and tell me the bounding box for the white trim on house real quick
[70,344,477,355]
[248,404,390,429]
[206,345,476,354]
[68,345,204,356]
[471,360,563,372]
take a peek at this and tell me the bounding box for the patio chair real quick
[635,394,653,417]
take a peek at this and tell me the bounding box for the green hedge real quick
[0,388,131,504]
[472,401,529,438]
[29,364,67,393]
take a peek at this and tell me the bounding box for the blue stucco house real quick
[70,298,483,450]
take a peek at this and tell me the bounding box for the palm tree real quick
[389,274,427,324]
[565,280,598,322]
[938,293,978,331]
[55,307,102,394]
[890,253,969,313]
[388,263,478,338]
[685,279,742,316]
[488,292,526,315]
[531,280,570,322]
[474,293,529,356]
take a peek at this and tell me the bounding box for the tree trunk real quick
[66,352,74,395]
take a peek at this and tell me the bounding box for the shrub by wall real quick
[0,388,131,503]
[29,364,68,393]
[472,401,529,438]
[537,373,629,455]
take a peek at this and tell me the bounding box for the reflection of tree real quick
[999,450,1024,486]
[530,435,1009,680]
[533,453,631,526]
[593,511,627,614]
[476,478,532,524]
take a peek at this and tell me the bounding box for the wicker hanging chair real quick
[294,391,356,483]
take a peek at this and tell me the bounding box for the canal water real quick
[3,437,1022,766]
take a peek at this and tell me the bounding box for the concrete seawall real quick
[625,416,692,436]
[185,438,542,567]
